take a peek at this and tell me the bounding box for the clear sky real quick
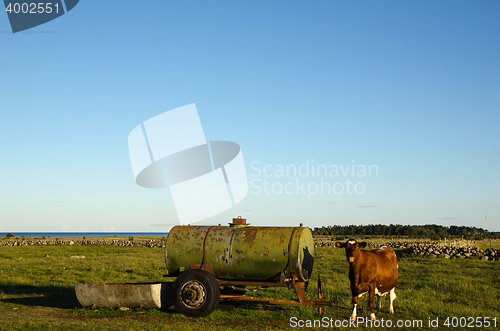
[1,1,499,232]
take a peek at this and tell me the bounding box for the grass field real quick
[1,237,499,330]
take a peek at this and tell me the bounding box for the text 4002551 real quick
[5,3,60,14]
[443,317,497,328]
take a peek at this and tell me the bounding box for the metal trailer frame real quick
[180,264,336,313]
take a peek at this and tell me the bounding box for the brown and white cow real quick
[336,239,398,321]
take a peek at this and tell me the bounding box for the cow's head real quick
[335,239,367,263]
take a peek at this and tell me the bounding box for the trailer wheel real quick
[172,270,220,317]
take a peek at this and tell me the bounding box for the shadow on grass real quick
[0,284,80,309]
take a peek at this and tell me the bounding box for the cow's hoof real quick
[370,313,376,321]
[350,316,356,321]
[389,309,394,314]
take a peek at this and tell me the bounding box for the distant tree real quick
[6,233,14,238]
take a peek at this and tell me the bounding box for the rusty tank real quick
[164,217,314,282]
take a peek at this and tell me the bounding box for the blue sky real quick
[1,1,499,232]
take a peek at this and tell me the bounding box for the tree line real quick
[312,224,499,240]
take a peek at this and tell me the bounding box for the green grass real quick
[1,238,499,330]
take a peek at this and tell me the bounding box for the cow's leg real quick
[389,288,396,314]
[369,287,376,321]
[350,285,360,321]
[375,294,382,311]
[351,295,358,321]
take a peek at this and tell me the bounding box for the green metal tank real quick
[165,218,314,282]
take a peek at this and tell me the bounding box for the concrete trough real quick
[75,282,173,309]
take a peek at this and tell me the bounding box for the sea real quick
[0,232,168,238]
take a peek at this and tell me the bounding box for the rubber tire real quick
[172,270,220,317]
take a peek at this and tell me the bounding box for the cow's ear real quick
[335,242,344,248]
[359,242,368,248]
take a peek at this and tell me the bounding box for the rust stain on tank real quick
[242,227,258,244]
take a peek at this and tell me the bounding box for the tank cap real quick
[229,216,249,227]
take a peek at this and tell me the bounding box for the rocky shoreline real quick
[3,237,499,260]
[0,238,165,248]
[314,239,500,261]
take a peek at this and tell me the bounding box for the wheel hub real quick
[181,281,206,308]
